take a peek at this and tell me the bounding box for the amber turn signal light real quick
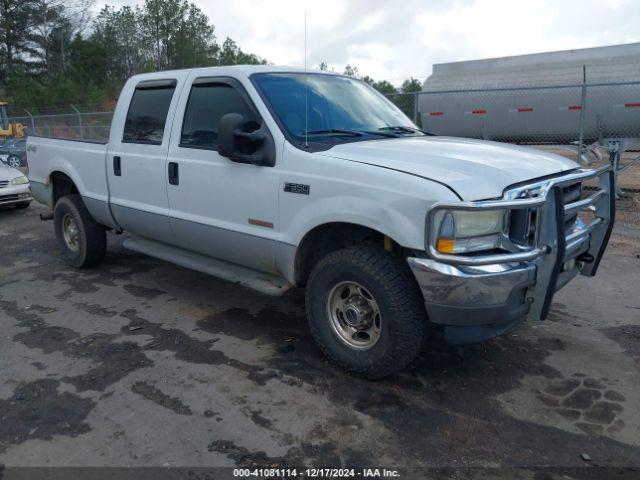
[436,238,455,253]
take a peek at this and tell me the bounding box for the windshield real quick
[252,73,421,149]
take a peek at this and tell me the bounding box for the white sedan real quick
[0,163,31,209]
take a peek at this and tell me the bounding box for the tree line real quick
[0,0,266,112]
[0,0,422,116]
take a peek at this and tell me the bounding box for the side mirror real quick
[218,113,275,167]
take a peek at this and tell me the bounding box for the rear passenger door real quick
[107,78,179,243]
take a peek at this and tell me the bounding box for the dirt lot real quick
[1,202,639,479]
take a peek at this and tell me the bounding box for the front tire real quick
[54,195,106,268]
[305,245,427,379]
[14,201,31,209]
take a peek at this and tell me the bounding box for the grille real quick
[0,193,30,203]
[509,208,536,247]
[0,180,8,189]
[562,181,582,233]
[508,180,582,247]
[0,194,20,202]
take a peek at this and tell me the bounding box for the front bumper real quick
[408,165,615,345]
[408,258,535,344]
[0,183,32,206]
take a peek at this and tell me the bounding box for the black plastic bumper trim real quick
[540,187,566,320]
[587,169,616,277]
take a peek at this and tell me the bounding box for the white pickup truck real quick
[27,66,615,378]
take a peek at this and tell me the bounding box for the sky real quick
[93,0,640,85]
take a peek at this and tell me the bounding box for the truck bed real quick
[26,136,115,227]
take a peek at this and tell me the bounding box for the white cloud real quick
[93,0,640,84]
[360,11,384,31]
[416,0,557,58]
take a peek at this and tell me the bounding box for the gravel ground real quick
[0,201,639,480]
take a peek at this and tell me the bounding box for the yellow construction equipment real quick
[0,102,26,140]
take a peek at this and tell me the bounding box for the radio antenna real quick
[304,11,309,149]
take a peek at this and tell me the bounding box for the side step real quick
[123,236,292,296]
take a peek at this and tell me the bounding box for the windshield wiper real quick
[303,129,363,137]
[379,126,434,136]
[303,128,403,139]
[361,130,400,138]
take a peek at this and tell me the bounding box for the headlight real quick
[11,175,29,186]
[436,209,505,254]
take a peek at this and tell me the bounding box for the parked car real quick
[0,163,31,209]
[0,137,27,168]
[26,66,615,378]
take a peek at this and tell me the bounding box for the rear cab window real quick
[123,79,177,145]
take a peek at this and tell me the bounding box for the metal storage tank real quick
[419,43,640,144]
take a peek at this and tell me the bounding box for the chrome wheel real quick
[327,281,382,350]
[8,155,21,168]
[62,214,80,252]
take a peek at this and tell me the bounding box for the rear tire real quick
[54,195,106,268]
[305,245,427,379]
[14,201,31,209]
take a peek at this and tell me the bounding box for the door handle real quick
[113,156,121,176]
[168,162,179,185]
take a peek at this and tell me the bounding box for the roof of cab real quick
[128,64,341,81]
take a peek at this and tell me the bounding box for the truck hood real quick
[318,136,579,200]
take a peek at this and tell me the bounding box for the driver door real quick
[166,76,279,272]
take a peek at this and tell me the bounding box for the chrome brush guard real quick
[426,164,615,321]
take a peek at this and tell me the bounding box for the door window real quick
[180,82,252,150]
[123,82,176,145]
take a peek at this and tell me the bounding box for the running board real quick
[123,236,292,296]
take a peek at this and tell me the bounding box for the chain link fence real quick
[386,81,640,144]
[6,81,640,191]
[9,80,639,150]
[8,105,113,143]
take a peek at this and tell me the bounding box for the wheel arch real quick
[50,170,80,206]
[292,221,404,286]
